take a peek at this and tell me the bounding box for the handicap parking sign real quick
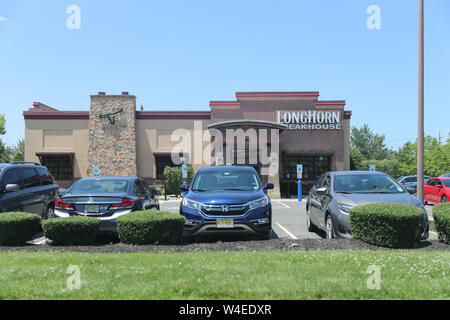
[93,166,100,176]
[297,164,303,179]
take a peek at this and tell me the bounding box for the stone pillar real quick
[87,92,137,177]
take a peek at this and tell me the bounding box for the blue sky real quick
[0,0,449,149]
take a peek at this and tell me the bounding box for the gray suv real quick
[0,162,58,219]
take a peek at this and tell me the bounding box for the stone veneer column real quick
[87,93,137,177]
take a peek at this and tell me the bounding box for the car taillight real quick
[110,198,135,210]
[55,199,74,211]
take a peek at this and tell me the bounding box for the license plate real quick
[84,204,100,213]
[216,219,234,228]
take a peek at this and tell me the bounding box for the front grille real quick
[201,203,249,216]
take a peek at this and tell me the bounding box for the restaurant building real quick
[23,91,352,198]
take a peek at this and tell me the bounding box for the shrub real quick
[0,212,42,246]
[42,216,100,246]
[117,211,185,245]
[433,203,450,244]
[163,166,194,196]
[349,203,424,248]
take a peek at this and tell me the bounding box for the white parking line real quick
[275,200,290,209]
[275,223,298,240]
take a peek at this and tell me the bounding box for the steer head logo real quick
[98,108,123,125]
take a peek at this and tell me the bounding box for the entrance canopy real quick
[208,119,288,131]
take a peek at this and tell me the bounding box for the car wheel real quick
[325,215,335,239]
[46,206,54,220]
[306,206,318,232]
[442,195,448,203]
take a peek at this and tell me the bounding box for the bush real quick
[349,203,424,248]
[42,217,100,246]
[433,203,450,244]
[0,212,42,246]
[163,166,194,196]
[117,211,185,245]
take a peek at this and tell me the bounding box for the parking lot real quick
[28,198,438,245]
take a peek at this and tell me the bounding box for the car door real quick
[309,174,325,226]
[138,180,153,209]
[133,180,146,210]
[436,178,445,202]
[18,167,46,215]
[316,175,332,229]
[425,179,438,203]
[0,168,25,213]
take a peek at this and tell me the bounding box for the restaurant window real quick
[155,154,181,180]
[41,156,73,180]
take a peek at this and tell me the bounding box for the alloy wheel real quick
[443,196,448,203]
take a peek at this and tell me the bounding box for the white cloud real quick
[0,16,7,21]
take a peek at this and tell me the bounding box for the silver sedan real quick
[306,171,429,240]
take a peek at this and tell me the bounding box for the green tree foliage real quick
[359,159,401,178]
[0,115,25,163]
[163,165,194,196]
[351,124,390,161]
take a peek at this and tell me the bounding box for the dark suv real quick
[0,162,58,219]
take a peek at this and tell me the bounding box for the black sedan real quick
[54,176,159,232]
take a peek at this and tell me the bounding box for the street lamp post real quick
[417,0,425,202]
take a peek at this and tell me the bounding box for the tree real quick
[163,166,194,196]
[11,139,24,162]
[351,124,390,161]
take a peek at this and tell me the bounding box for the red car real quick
[424,177,450,204]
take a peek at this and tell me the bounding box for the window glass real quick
[442,179,450,188]
[426,179,437,187]
[19,168,41,188]
[334,174,404,193]
[36,167,55,185]
[70,180,128,193]
[1,169,21,187]
[139,180,150,196]
[42,156,73,180]
[321,176,330,192]
[192,170,260,191]
[134,181,144,196]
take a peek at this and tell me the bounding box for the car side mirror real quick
[180,183,189,192]
[316,187,327,194]
[152,189,161,196]
[58,188,68,197]
[263,183,274,190]
[437,184,443,189]
[5,184,20,193]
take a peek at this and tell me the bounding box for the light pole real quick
[417,0,425,202]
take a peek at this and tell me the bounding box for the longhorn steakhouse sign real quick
[276,110,342,130]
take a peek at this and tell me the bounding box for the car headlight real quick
[337,203,354,213]
[249,196,269,210]
[182,198,202,211]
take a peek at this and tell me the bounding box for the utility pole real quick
[417,0,425,202]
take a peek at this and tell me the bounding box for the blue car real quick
[180,166,274,240]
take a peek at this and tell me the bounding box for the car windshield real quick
[69,180,129,193]
[443,179,450,188]
[191,170,260,191]
[334,174,405,194]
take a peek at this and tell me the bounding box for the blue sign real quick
[370,165,376,172]
[297,164,303,179]
[93,166,100,176]
[182,164,188,179]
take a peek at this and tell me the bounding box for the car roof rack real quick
[11,161,41,165]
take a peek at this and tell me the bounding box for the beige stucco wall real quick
[136,119,211,178]
[25,118,89,178]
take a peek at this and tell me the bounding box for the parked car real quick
[0,162,58,219]
[306,171,429,240]
[440,173,450,178]
[54,176,160,232]
[424,177,450,204]
[396,175,430,195]
[179,166,274,240]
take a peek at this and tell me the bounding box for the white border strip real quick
[276,223,298,240]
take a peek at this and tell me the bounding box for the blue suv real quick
[179,166,274,240]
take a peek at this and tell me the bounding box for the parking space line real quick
[275,200,290,209]
[275,223,298,240]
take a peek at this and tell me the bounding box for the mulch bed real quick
[0,238,448,253]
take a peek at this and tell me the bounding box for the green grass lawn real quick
[0,250,449,299]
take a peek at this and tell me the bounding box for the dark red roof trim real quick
[236,92,320,98]
[209,102,240,106]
